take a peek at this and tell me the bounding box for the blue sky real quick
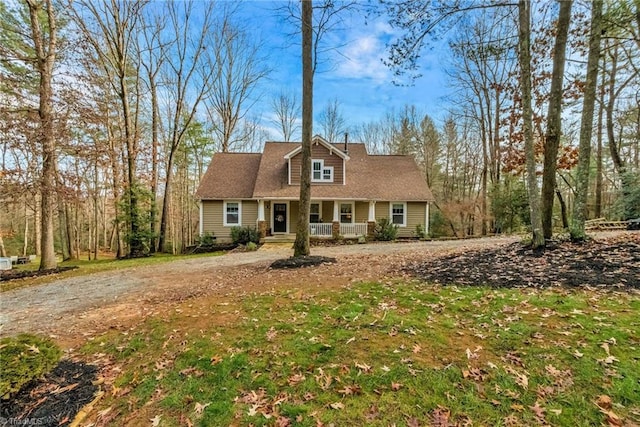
[233,1,451,140]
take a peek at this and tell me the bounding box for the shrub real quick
[246,241,258,251]
[196,232,216,246]
[0,334,62,399]
[414,224,427,239]
[374,218,399,241]
[230,226,260,245]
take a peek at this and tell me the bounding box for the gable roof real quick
[283,135,350,160]
[195,142,435,202]
[195,152,262,199]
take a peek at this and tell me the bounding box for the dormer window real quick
[312,159,333,182]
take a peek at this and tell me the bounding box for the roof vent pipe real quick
[344,132,348,154]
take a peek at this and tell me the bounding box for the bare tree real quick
[137,7,167,253]
[517,0,544,249]
[294,0,313,257]
[271,91,300,141]
[71,0,149,257]
[157,0,218,253]
[317,98,347,142]
[570,0,603,240]
[540,0,572,239]
[204,14,270,153]
[26,0,58,269]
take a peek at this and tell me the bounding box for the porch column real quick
[332,200,340,238]
[368,201,376,221]
[199,201,204,235]
[425,202,430,236]
[257,200,267,239]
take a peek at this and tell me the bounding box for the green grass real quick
[0,251,223,292]
[81,281,640,426]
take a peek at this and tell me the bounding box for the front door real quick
[273,203,287,233]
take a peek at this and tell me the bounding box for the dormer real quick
[284,135,349,185]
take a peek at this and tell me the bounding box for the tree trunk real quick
[595,74,605,218]
[57,197,71,261]
[294,0,313,258]
[555,187,569,230]
[570,0,602,240]
[149,75,159,253]
[26,0,58,270]
[518,0,545,249]
[0,234,6,258]
[541,0,572,239]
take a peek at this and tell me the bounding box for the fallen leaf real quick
[210,355,223,365]
[150,415,161,426]
[337,384,361,396]
[413,344,422,354]
[287,373,306,386]
[572,350,584,358]
[329,402,345,410]
[194,402,211,416]
[365,405,379,421]
[530,401,546,420]
[596,395,612,410]
[355,362,372,374]
[391,382,403,391]
[25,344,40,353]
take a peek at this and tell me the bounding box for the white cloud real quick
[334,34,390,82]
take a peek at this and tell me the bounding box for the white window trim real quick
[390,202,407,227]
[339,202,354,224]
[223,200,242,226]
[311,159,334,182]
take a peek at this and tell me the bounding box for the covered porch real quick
[258,199,375,241]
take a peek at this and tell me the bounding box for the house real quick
[195,135,435,242]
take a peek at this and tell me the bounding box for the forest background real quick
[1,0,639,266]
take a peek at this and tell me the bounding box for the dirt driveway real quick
[0,236,518,347]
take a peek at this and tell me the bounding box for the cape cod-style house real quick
[195,135,435,242]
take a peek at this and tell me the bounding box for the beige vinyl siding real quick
[290,144,345,185]
[375,202,390,222]
[373,201,426,238]
[355,201,368,223]
[201,200,257,242]
[401,202,426,238]
[242,201,258,228]
[322,201,333,223]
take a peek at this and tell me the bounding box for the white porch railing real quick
[309,223,333,237]
[308,222,368,237]
[340,223,368,237]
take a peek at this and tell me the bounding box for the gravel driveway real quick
[0,236,518,340]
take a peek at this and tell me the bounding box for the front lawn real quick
[82,280,640,426]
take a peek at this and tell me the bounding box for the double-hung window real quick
[311,160,333,182]
[340,203,353,223]
[310,203,321,223]
[391,202,406,227]
[224,201,241,226]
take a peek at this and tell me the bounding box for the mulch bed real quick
[270,255,338,269]
[0,267,78,283]
[0,360,99,427]
[406,233,640,288]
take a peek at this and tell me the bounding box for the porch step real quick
[263,234,296,244]
[259,241,294,252]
